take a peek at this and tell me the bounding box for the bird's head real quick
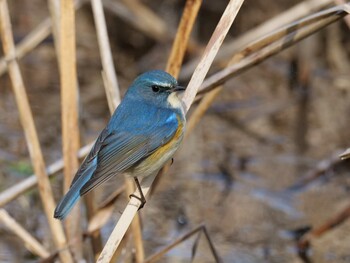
[126,70,185,110]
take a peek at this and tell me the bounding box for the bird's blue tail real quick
[54,161,96,220]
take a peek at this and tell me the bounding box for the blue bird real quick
[54,70,186,220]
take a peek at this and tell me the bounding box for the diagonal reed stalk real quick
[0,209,50,258]
[144,224,221,263]
[0,0,73,262]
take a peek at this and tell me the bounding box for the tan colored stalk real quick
[60,0,82,260]
[181,0,245,110]
[0,209,50,258]
[0,0,73,262]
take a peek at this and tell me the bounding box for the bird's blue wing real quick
[78,105,180,195]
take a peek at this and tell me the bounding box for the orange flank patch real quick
[147,115,184,163]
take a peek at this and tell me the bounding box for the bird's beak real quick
[171,85,186,92]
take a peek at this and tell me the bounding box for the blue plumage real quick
[54,70,186,220]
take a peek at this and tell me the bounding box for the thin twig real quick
[0,1,73,262]
[145,224,221,263]
[92,0,120,105]
[145,224,204,263]
[0,209,50,258]
[333,0,350,27]
[297,203,350,253]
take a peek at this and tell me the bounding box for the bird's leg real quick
[129,177,146,209]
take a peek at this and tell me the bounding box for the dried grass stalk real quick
[0,1,73,262]
[59,0,82,260]
[144,224,221,263]
[0,209,50,258]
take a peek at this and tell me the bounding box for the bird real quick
[54,70,186,220]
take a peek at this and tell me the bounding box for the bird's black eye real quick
[152,85,161,92]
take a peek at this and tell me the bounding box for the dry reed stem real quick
[59,0,82,260]
[0,209,50,258]
[124,179,145,263]
[0,1,73,262]
[96,1,243,262]
[166,0,203,77]
[48,0,61,61]
[185,39,249,137]
[180,0,333,79]
[103,0,167,41]
[144,224,221,263]
[185,87,222,138]
[298,203,350,252]
[92,0,120,104]
[181,0,245,110]
[86,186,125,234]
[334,0,350,27]
[90,0,122,255]
[198,3,350,96]
[340,148,350,160]
[0,142,92,207]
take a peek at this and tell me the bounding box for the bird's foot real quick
[129,194,146,210]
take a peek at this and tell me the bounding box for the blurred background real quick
[0,0,350,262]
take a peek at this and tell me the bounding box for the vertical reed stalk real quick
[0,1,73,262]
[59,0,82,260]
